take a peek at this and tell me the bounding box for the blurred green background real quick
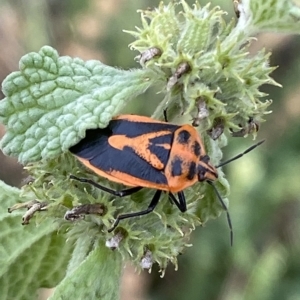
[0,1,300,299]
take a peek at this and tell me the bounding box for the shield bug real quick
[69,114,264,244]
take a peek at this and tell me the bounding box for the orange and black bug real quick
[69,114,264,243]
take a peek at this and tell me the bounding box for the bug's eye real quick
[198,173,206,182]
[198,166,207,182]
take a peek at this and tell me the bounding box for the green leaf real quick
[0,180,73,300]
[239,0,300,34]
[50,242,122,300]
[0,46,160,163]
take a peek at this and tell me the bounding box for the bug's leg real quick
[69,175,143,197]
[163,109,168,122]
[168,192,187,212]
[108,190,162,232]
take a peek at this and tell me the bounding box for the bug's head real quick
[197,155,218,182]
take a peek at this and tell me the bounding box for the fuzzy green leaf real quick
[0,46,160,163]
[0,180,73,300]
[50,242,122,300]
[239,0,300,34]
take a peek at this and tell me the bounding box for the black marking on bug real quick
[171,157,183,176]
[147,133,173,169]
[201,155,210,164]
[110,119,178,138]
[70,127,169,185]
[176,129,191,145]
[69,127,113,159]
[192,141,201,157]
[187,162,196,180]
[118,146,168,184]
[149,133,173,145]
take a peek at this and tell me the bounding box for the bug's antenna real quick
[216,140,265,168]
[207,181,233,246]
